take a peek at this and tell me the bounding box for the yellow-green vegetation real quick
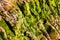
[0,0,60,40]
